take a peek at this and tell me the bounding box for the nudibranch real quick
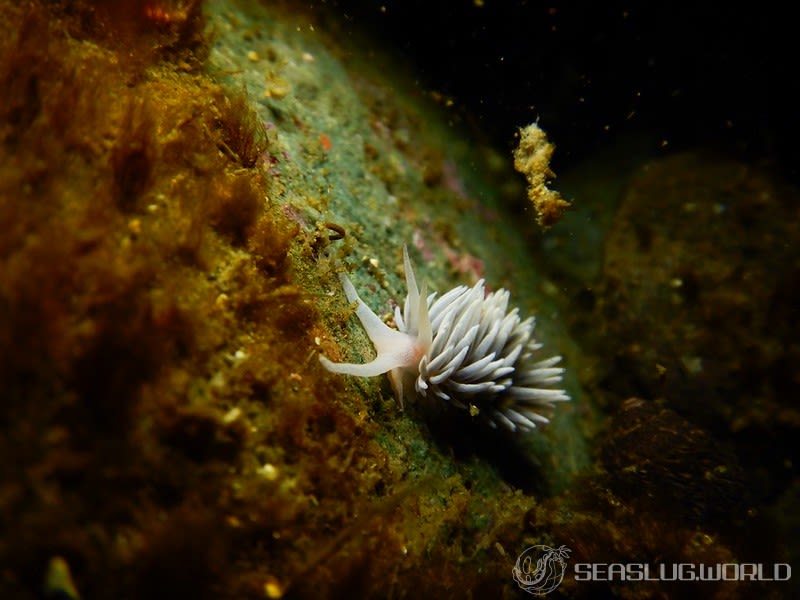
[320,246,569,433]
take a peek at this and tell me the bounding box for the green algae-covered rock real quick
[208,0,588,483]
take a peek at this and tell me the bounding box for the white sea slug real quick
[319,246,569,433]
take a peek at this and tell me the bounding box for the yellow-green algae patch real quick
[0,1,590,599]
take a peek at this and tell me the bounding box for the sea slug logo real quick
[512,544,572,595]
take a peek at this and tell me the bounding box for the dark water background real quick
[335,1,796,179]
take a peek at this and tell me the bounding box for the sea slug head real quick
[318,246,430,406]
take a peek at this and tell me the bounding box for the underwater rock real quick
[601,398,747,528]
[0,1,587,599]
[590,152,800,499]
[526,399,781,599]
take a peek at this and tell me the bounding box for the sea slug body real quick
[320,246,569,433]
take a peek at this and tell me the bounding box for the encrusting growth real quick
[321,246,569,433]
